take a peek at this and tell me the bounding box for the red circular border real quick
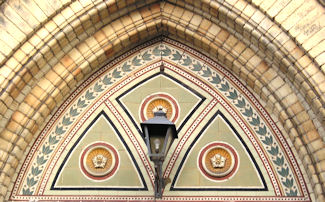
[140,93,179,122]
[80,142,119,180]
[198,142,239,181]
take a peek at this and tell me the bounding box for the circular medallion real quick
[198,142,238,180]
[80,142,119,180]
[140,93,179,122]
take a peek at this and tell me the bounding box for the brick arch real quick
[0,0,324,200]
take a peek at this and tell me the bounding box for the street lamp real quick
[140,109,178,198]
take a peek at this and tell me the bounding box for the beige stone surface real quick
[0,0,324,200]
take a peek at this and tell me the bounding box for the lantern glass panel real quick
[162,127,173,157]
[150,135,165,156]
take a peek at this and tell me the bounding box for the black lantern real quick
[140,110,178,198]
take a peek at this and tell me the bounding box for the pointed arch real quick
[0,0,324,200]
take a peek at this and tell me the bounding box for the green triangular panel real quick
[118,73,204,131]
[52,111,147,190]
[171,110,267,190]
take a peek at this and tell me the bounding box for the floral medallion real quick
[199,142,239,180]
[80,142,119,180]
[140,93,179,122]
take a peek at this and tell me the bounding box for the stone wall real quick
[0,0,324,201]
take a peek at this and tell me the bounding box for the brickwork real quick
[0,0,324,201]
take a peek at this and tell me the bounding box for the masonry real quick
[0,0,324,201]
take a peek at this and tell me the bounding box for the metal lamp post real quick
[140,110,178,198]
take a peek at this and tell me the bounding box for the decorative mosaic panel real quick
[10,38,311,201]
[172,111,267,190]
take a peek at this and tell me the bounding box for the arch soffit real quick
[0,1,323,130]
[0,0,324,111]
[0,0,324,200]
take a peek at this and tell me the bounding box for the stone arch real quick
[0,0,324,201]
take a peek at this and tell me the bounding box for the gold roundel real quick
[203,147,233,177]
[81,143,117,178]
[200,143,238,179]
[146,98,173,120]
[85,147,113,176]
[140,93,179,122]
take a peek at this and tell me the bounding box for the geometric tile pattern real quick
[116,72,205,135]
[171,110,268,192]
[51,111,147,191]
[1,1,324,201]
[10,39,311,201]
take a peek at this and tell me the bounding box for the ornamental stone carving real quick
[92,154,107,168]
[210,154,226,168]
[199,142,238,180]
[140,93,179,122]
[80,142,118,180]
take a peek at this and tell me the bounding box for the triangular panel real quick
[171,110,267,191]
[116,72,205,134]
[51,111,147,190]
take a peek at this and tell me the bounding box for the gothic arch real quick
[0,0,324,201]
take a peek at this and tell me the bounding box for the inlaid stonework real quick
[140,93,179,122]
[199,142,238,180]
[10,39,311,201]
[80,142,119,180]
